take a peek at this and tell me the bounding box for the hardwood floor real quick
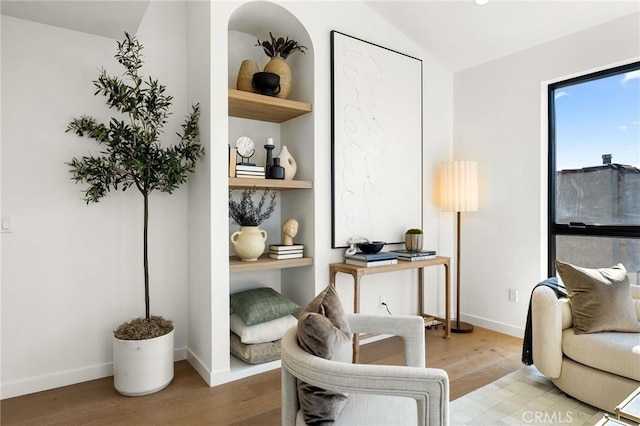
[1,326,523,425]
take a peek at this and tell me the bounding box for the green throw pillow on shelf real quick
[230,287,300,326]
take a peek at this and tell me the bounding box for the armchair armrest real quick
[531,286,566,378]
[280,326,449,426]
[346,314,426,368]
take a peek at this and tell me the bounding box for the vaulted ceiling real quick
[364,1,640,72]
[2,1,638,72]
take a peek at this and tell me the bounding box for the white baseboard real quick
[1,347,188,400]
[461,314,525,338]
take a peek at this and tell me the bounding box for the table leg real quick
[353,274,361,363]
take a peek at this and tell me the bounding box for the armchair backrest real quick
[280,314,450,426]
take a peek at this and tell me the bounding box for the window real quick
[548,62,640,283]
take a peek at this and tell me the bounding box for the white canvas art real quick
[331,31,423,248]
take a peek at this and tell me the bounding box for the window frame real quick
[547,61,640,276]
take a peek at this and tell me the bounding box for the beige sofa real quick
[532,284,640,412]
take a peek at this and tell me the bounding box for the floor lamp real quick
[439,160,478,333]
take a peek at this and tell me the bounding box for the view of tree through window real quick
[549,62,640,282]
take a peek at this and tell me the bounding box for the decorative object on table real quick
[391,249,436,261]
[251,71,281,96]
[331,31,422,249]
[344,236,368,257]
[344,251,398,267]
[276,145,297,180]
[229,188,277,261]
[268,158,285,179]
[65,33,204,396]
[282,218,299,246]
[439,160,478,333]
[404,228,424,252]
[356,241,385,254]
[256,32,307,99]
[236,59,259,92]
[235,136,256,165]
[264,137,275,177]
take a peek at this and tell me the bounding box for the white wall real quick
[453,12,640,336]
[289,0,454,318]
[0,2,193,398]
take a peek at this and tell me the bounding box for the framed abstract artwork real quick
[331,31,423,248]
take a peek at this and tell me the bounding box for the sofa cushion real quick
[556,261,640,334]
[296,285,353,425]
[562,328,640,381]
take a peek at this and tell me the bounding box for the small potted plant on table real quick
[404,228,424,252]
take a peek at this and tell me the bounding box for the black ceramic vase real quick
[269,158,285,179]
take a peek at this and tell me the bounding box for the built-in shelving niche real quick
[222,0,315,383]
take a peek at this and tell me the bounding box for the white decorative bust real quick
[282,218,298,245]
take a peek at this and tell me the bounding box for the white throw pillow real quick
[230,313,298,344]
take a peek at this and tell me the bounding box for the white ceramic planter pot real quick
[113,329,174,396]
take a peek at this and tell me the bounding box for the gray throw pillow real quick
[230,287,300,326]
[556,261,640,334]
[296,285,353,425]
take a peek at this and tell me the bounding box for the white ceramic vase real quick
[276,146,297,180]
[231,226,268,261]
[113,329,174,396]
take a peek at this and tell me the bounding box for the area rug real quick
[450,365,605,425]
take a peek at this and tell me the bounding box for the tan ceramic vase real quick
[231,226,267,261]
[263,57,291,99]
[276,145,297,180]
[236,60,259,93]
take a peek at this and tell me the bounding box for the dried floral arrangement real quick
[255,32,307,60]
[229,188,277,226]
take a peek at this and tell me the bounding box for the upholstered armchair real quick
[281,314,450,425]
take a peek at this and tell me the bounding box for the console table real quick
[329,256,451,363]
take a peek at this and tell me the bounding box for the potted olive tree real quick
[66,33,204,396]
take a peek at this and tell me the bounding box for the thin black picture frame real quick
[331,30,423,248]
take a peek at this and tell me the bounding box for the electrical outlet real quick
[379,296,386,309]
[509,289,519,303]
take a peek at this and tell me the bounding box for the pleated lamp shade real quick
[439,161,478,213]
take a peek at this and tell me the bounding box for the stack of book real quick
[269,244,304,259]
[391,249,436,261]
[235,164,265,179]
[344,251,398,267]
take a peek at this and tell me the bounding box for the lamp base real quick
[449,320,474,334]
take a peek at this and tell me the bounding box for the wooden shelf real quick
[228,89,312,123]
[229,254,313,272]
[229,177,312,190]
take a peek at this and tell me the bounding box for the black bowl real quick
[252,72,281,96]
[357,241,385,254]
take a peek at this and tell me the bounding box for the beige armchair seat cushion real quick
[295,393,418,425]
[562,329,640,381]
